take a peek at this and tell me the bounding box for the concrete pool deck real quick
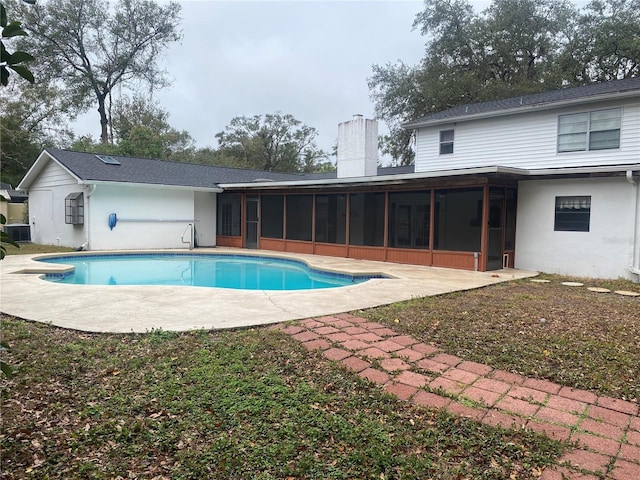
[0,248,538,333]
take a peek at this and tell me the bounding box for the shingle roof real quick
[0,182,28,201]
[404,77,640,128]
[43,149,415,188]
[297,165,415,181]
[46,148,310,188]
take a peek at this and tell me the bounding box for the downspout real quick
[80,184,96,251]
[626,171,640,280]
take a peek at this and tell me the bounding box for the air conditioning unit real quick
[2,224,31,242]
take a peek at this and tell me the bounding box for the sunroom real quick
[216,171,520,272]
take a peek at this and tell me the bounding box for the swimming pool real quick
[38,253,385,290]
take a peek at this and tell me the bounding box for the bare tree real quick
[12,0,181,143]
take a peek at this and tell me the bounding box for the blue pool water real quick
[39,254,383,290]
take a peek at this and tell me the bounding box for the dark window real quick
[217,193,241,236]
[504,188,517,250]
[558,108,621,152]
[433,188,483,252]
[388,191,430,249]
[349,192,385,247]
[286,194,313,241]
[261,195,284,239]
[554,196,591,232]
[315,194,346,244]
[439,129,454,154]
[65,192,84,225]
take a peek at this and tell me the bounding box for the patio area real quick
[0,248,537,333]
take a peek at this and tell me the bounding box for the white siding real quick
[89,184,195,250]
[515,177,638,280]
[29,158,77,188]
[28,160,86,247]
[194,191,216,247]
[415,98,640,172]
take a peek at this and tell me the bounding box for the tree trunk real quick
[97,93,109,144]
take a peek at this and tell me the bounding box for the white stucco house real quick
[18,77,640,281]
[17,151,310,250]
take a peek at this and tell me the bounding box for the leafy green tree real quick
[71,96,195,160]
[564,0,640,82]
[369,0,637,165]
[10,0,182,144]
[0,83,72,186]
[111,97,195,159]
[0,0,34,86]
[215,113,328,172]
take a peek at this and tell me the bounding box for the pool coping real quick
[0,248,538,333]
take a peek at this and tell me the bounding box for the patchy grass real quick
[3,243,75,256]
[357,275,640,403]
[1,317,565,479]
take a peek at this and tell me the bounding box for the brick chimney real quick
[337,114,378,178]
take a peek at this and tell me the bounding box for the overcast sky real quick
[75,0,428,163]
[75,0,588,164]
[163,0,428,156]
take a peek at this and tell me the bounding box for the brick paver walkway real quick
[272,313,640,480]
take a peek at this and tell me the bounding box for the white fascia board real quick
[219,164,640,191]
[219,166,530,190]
[404,90,640,129]
[17,149,82,190]
[527,164,640,176]
[83,180,223,193]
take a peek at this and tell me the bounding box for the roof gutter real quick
[403,89,640,129]
[526,164,640,177]
[626,170,640,280]
[78,179,222,193]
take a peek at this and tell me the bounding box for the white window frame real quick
[557,108,621,153]
[439,129,454,155]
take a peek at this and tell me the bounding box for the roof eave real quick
[219,166,530,190]
[403,89,640,129]
[84,179,223,193]
[526,163,640,177]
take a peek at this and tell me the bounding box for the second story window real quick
[439,129,454,154]
[558,108,621,152]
